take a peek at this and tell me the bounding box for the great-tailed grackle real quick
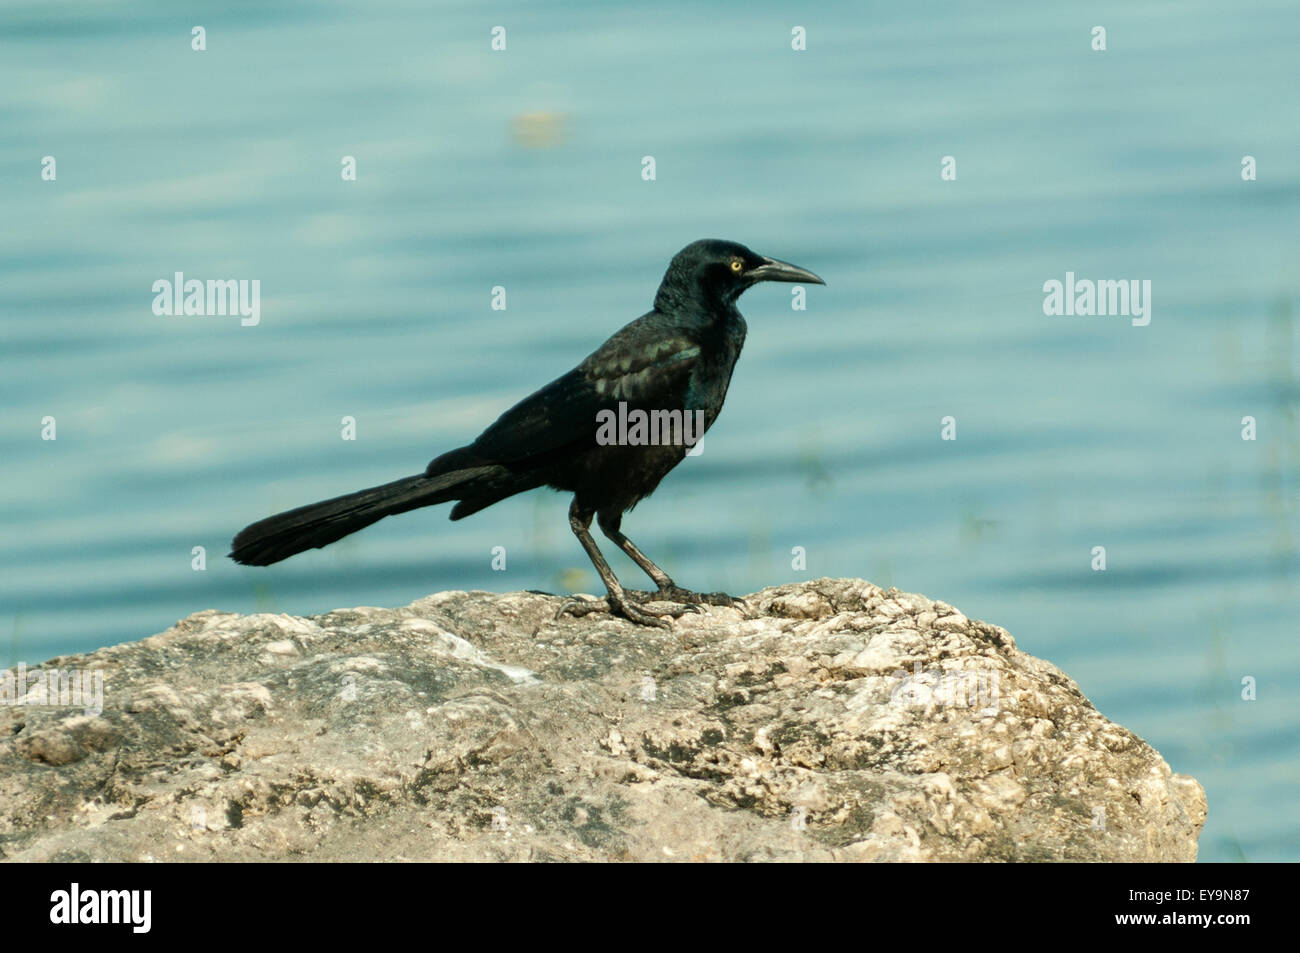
[229,239,824,626]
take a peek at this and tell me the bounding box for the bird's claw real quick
[654,586,748,611]
[554,584,752,628]
[555,594,692,629]
[624,589,704,614]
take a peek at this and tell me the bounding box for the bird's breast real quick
[685,321,746,422]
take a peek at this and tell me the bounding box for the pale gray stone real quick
[0,578,1205,862]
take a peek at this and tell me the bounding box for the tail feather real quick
[229,465,498,566]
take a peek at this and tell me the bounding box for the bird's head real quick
[655,239,825,311]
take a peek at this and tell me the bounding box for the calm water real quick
[2,1,1297,862]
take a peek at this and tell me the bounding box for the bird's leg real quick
[597,512,673,590]
[596,511,746,611]
[556,501,699,628]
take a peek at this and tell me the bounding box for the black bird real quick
[229,239,824,626]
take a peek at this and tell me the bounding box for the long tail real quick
[229,463,501,566]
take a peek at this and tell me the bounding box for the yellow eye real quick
[729,258,744,273]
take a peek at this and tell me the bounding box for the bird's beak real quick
[745,256,825,285]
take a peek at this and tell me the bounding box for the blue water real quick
[2,1,1297,862]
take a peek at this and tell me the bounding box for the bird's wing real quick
[465,314,701,465]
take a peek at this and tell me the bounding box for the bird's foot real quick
[622,589,707,615]
[555,592,699,629]
[651,585,749,612]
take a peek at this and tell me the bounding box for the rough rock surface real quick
[0,578,1205,862]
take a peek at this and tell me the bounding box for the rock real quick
[0,578,1205,862]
